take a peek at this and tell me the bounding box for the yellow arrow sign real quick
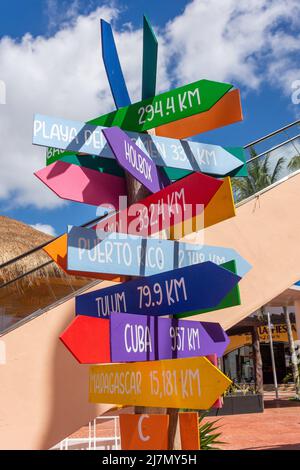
[89,356,231,409]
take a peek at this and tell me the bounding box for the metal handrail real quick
[244,119,300,148]
[244,133,300,163]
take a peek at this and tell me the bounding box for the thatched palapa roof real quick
[0,216,91,330]
[0,215,61,286]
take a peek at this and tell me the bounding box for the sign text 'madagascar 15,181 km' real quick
[89,356,232,409]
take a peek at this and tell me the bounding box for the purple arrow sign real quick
[60,312,229,364]
[102,126,162,193]
[110,312,229,362]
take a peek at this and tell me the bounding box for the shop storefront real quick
[223,322,297,384]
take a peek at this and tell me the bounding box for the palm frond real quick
[287,155,300,171]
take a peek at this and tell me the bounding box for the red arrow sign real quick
[60,315,111,364]
[96,171,223,238]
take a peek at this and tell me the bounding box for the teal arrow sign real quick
[142,15,158,100]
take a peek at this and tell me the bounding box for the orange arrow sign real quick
[119,414,169,450]
[89,356,231,409]
[155,88,242,139]
[43,234,124,282]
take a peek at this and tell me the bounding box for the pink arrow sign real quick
[34,160,127,207]
[102,127,162,193]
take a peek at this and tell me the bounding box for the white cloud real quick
[0,0,299,210]
[30,223,57,236]
[165,0,300,93]
[45,0,81,34]
[0,6,169,210]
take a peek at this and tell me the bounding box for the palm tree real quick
[232,147,286,203]
[287,155,300,172]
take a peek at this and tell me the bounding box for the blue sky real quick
[0,0,300,236]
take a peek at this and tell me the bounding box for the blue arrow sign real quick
[67,226,252,278]
[101,19,131,109]
[33,114,244,176]
[75,261,241,318]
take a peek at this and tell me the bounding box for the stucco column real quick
[295,300,300,340]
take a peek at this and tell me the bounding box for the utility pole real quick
[283,306,300,399]
[267,311,279,400]
[251,325,264,395]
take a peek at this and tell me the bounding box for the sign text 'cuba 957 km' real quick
[59,313,230,364]
[89,356,231,409]
[75,262,241,318]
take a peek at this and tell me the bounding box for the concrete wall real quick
[0,282,116,450]
[191,172,300,329]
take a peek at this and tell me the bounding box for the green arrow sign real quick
[88,79,233,133]
[46,149,124,177]
[175,260,240,319]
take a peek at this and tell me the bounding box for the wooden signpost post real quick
[89,356,231,409]
[59,312,230,364]
[75,261,240,318]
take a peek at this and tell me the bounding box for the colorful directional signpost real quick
[59,312,230,364]
[31,14,255,448]
[75,261,240,318]
[89,356,231,409]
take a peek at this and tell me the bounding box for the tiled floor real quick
[205,396,300,450]
[68,396,300,450]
